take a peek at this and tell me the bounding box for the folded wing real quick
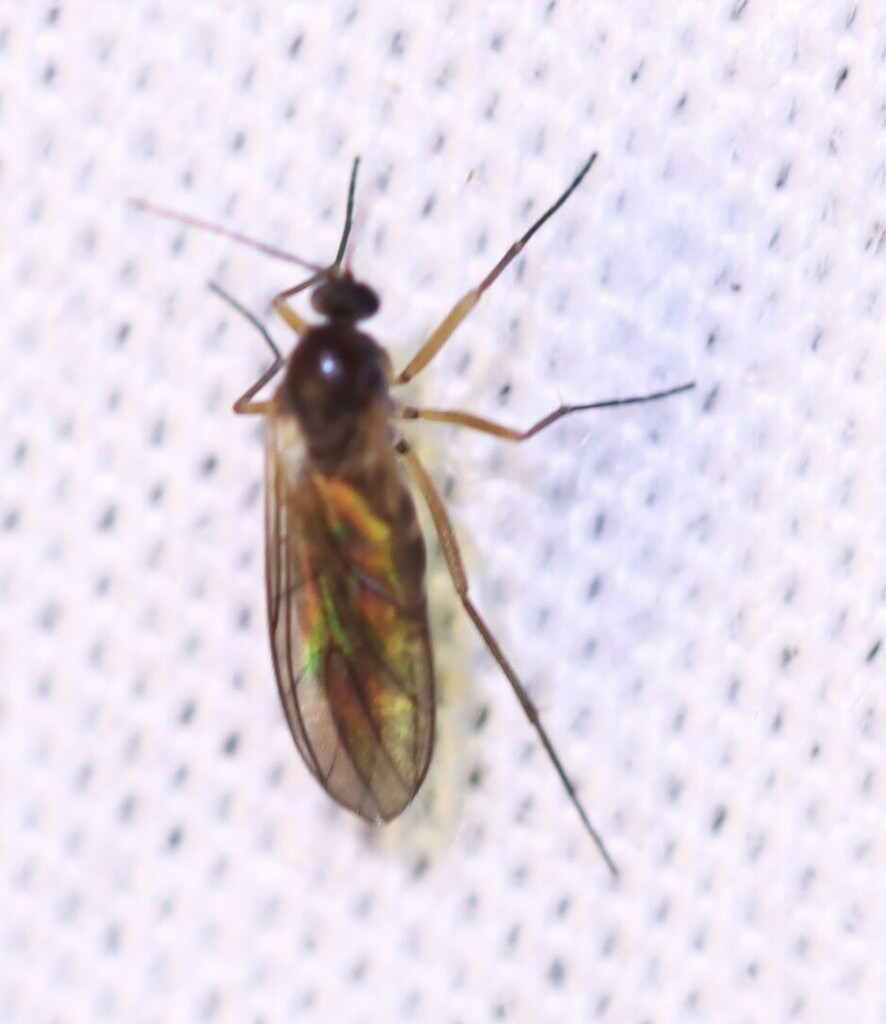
[265,419,434,822]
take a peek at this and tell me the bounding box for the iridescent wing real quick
[264,412,435,822]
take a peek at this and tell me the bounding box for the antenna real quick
[333,157,360,270]
[126,197,325,272]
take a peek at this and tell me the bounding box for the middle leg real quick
[397,381,695,441]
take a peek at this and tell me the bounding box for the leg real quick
[208,282,287,415]
[273,281,316,336]
[233,360,285,416]
[393,154,599,385]
[398,381,695,440]
[395,437,619,877]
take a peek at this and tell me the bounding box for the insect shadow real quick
[132,155,694,877]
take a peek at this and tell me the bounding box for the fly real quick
[132,155,694,876]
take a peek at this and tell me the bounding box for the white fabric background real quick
[2,2,883,1022]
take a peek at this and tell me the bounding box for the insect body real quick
[133,156,694,876]
[260,284,435,823]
